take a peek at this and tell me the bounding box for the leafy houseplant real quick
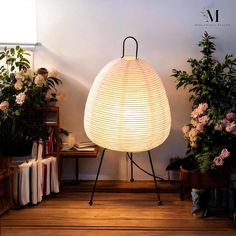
[0,46,63,156]
[172,32,236,175]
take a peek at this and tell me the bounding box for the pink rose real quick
[191,103,208,118]
[231,128,236,136]
[220,148,230,159]
[0,101,9,111]
[219,118,228,129]
[226,112,236,121]
[225,122,235,133]
[198,103,208,113]
[196,123,204,132]
[213,156,224,166]
[191,109,199,118]
[198,115,209,125]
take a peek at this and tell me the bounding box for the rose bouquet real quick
[0,46,63,156]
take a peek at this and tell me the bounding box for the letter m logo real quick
[206,9,219,22]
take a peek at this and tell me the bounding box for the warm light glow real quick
[84,55,171,152]
[0,0,37,44]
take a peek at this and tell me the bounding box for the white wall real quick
[34,0,236,180]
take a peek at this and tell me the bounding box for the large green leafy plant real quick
[0,46,62,155]
[172,32,236,175]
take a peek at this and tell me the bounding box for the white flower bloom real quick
[14,81,23,90]
[15,92,26,105]
[34,74,46,87]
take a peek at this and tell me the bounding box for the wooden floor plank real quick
[0,181,235,235]
[1,228,236,236]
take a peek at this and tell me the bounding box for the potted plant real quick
[172,32,236,216]
[0,46,63,156]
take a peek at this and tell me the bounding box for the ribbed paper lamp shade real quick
[84,37,171,152]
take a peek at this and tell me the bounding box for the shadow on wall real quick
[34,44,91,143]
[59,73,89,142]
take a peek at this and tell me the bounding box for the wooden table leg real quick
[76,158,79,182]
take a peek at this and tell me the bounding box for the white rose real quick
[15,92,26,105]
[34,74,46,87]
[14,81,23,90]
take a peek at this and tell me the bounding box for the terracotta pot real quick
[180,166,227,190]
[180,166,228,201]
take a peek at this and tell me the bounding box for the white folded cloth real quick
[37,160,43,202]
[42,158,51,196]
[13,153,60,206]
[30,159,38,204]
[49,156,59,193]
[37,140,44,161]
[31,141,38,160]
[19,162,31,206]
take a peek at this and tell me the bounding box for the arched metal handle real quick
[122,36,138,59]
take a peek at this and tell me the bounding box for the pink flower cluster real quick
[213,148,230,166]
[182,103,210,148]
[191,103,209,132]
[191,103,208,118]
[216,112,236,136]
[0,101,9,111]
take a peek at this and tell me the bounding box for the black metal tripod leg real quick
[89,148,106,206]
[148,151,162,205]
[129,152,134,182]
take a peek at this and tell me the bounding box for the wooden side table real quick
[60,146,99,181]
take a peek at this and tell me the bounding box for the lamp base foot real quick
[157,200,162,205]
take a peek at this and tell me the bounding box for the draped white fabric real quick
[49,157,60,194]
[31,160,38,204]
[84,56,171,152]
[19,162,30,206]
[13,157,59,206]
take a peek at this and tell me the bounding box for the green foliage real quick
[172,32,236,113]
[172,32,236,175]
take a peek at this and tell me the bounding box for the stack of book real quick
[73,141,96,152]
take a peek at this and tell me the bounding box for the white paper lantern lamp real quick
[84,37,171,153]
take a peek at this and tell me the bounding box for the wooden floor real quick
[0,181,235,236]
